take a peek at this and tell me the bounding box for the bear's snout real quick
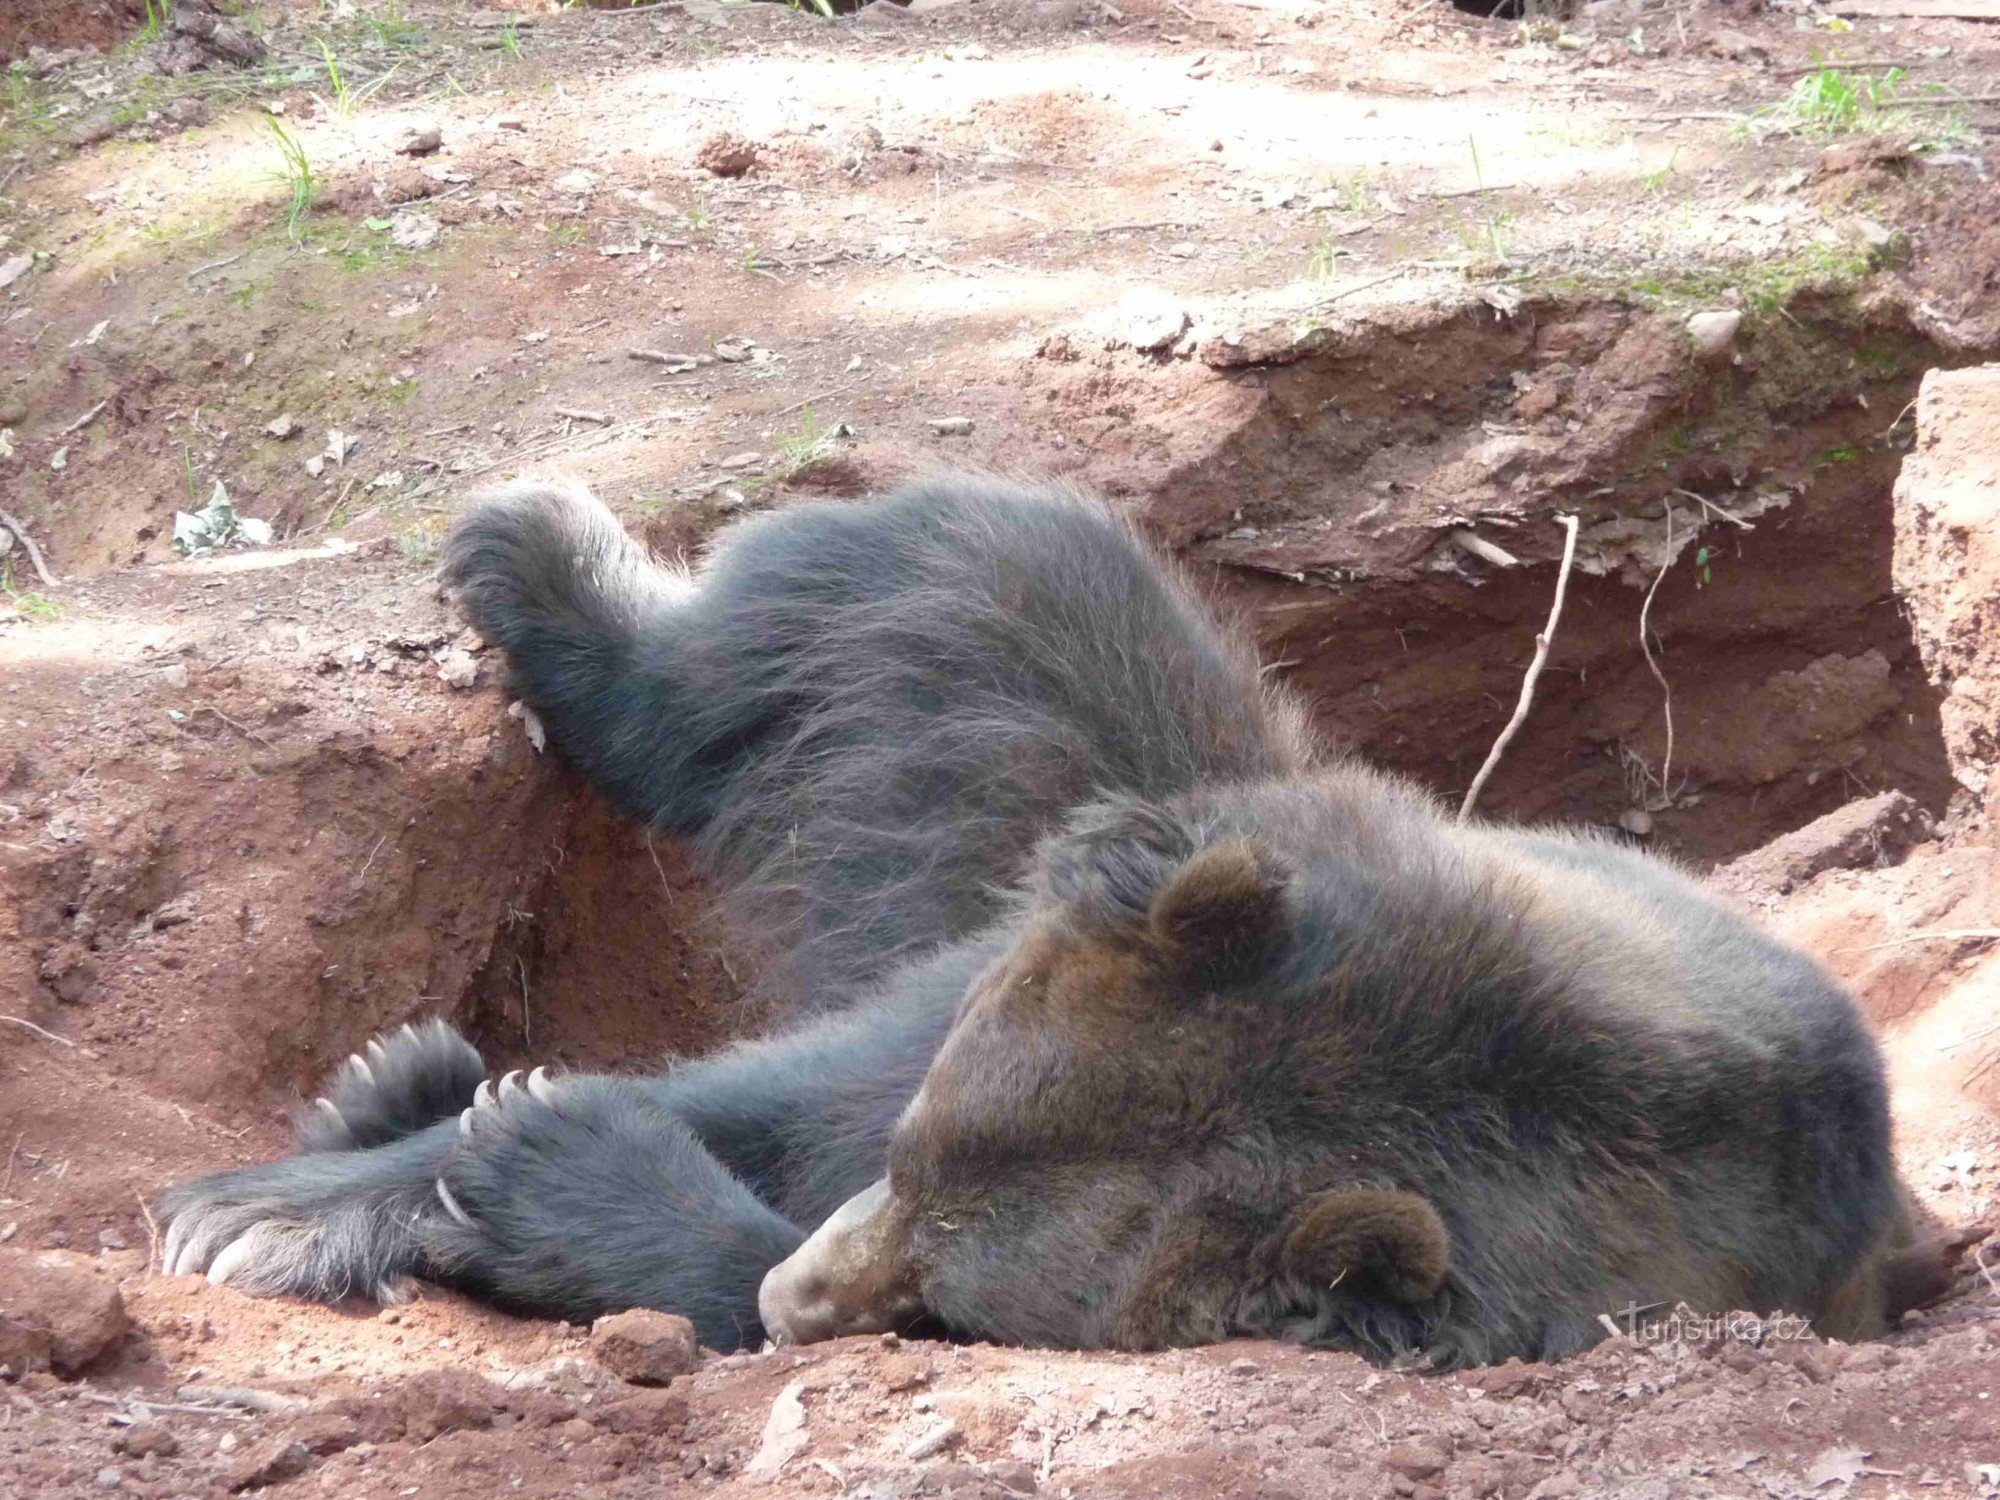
[760,1176,926,1345]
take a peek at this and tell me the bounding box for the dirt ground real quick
[3,0,2000,1495]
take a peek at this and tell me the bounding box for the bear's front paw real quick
[298,1020,487,1153]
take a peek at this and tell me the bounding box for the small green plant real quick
[682,195,711,230]
[1,560,61,620]
[368,0,425,49]
[1751,62,1961,142]
[774,405,847,476]
[1641,147,1681,196]
[550,222,587,246]
[1318,167,1374,216]
[1693,545,1714,588]
[396,517,444,563]
[263,116,316,239]
[136,0,168,44]
[1306,220,1348,282]
[1445,137,1512,267]
[740,245,763,273]
[318,40,397,120]
[499,21,523,58]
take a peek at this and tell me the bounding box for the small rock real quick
[589,1309,698,1384]
[903,1417,962,1461]
[396,121,443,157]
[304,455,326,479]
[1617,808,1653,837]
[743,1381,809,1479]
[1120,304,1190,353]
[928,416,975,437]
[95,1466,122,1491]
[718,451,764,470]
[436,649,480,690]
[401,1370,501,1442]
[161,663,190,690]
[114,1424,179,1459]
[696,131,760,178]
[1382,1443,1450,1480]
[0,1247,130,1377]
[551,169,598,197]
[1227,1356,1262,1376]
[388,211,442,252]
[225,1438,311,1492]
[0,253,34,291]
[1685,309,1742,361]
[265,414,299,440]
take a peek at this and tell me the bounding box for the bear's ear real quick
[1039,803,1288,976]
[1276,1188,1450,1305]
[1146,839,1289,969]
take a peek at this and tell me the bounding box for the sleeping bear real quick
[159,474,1939,1366]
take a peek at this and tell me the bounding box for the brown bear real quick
[159,475,1943,1365]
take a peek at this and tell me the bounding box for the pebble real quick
[928,417,975,437]
[1685,309,1742,361]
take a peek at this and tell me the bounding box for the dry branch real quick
[1458,514,1581,823]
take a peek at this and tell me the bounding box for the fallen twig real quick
[0,507,58,588]
[176,1383,310,1414]
[1639,507,1678,809]
[0,1015,74,1047]
[554,407,611,425]
[1671,488,1754,530]
[1458,513,1580,822]
[57,399,110,438]
[78,1391,254,1419]
[186,253,245,281]
[192,705,276,749]
[135,1191,161,1276]
[1834,928,2000,954]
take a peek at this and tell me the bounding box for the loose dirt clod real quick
[589,1308,699,1384]
[0,1248,129,1376]
[695,131,760,178]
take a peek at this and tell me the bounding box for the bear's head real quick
[758,792,1455,1356]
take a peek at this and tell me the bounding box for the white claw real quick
[376,1277,413,1306]
[399,1022,418,1043]
[206,1235,257,1287]
[366,1038,389,1067]
[526,1065,556,1104]
[162,1221,189,1276]
[459,1106,476,1139]
[435,1178,475,1228]
[474,1079,496,1109]
[315,1098,345,1126]
[348,1053,375,1087]
[498,1069,525,1103]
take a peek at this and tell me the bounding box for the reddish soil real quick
[2,1,1999,1496]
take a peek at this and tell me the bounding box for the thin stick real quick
[0,508,57,587]
[1639,508,1677,809]
[57,399,109,437]
[76,1392,254,1419]
[1458,514,1580,823]
[1834,928,2000,954]
[193,705,275,749]
[516,955,532,1049]
[186,253,245,280]
[0,1015,74,1047]
[135,1191,161,1276]
[1671,488,1755,530]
